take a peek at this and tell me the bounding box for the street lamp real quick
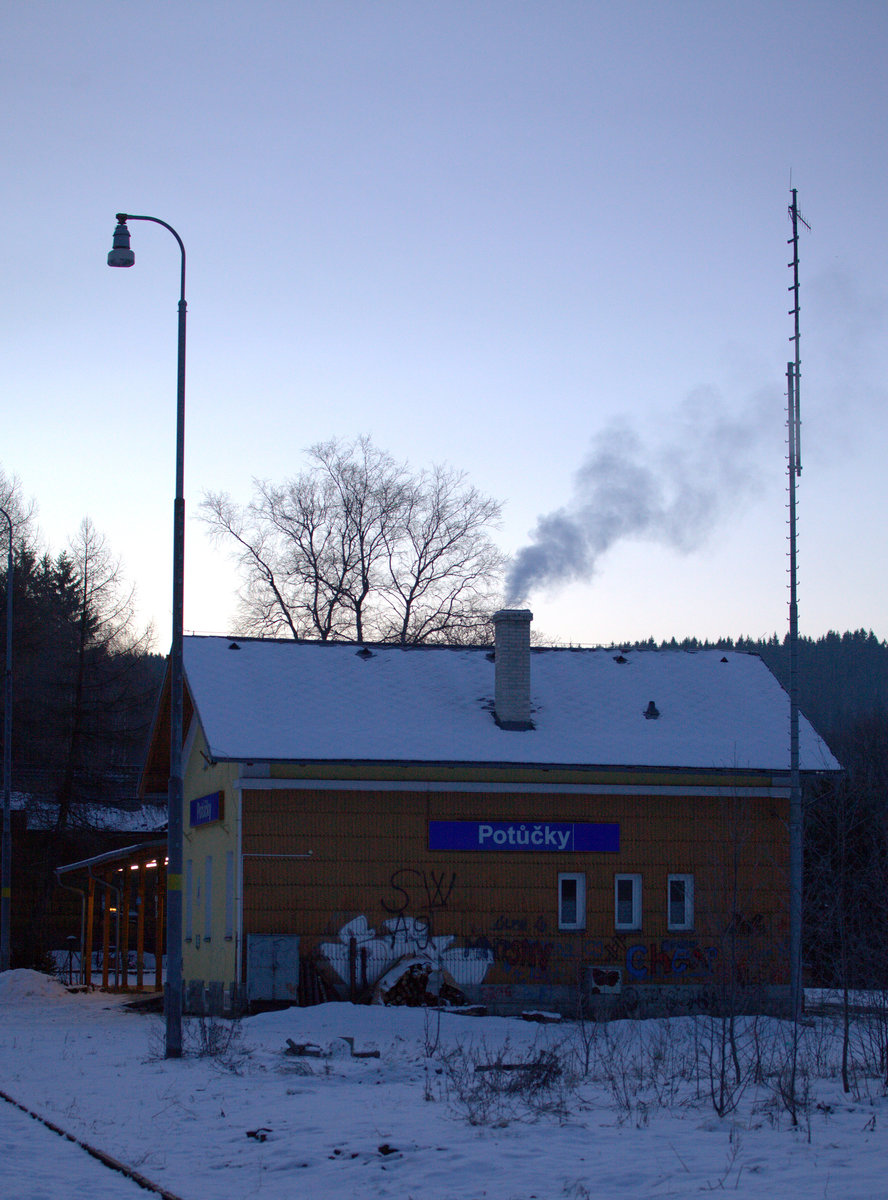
[0,505,12,972]
[108,213,186,1058]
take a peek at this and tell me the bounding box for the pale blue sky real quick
[4,1,887,649]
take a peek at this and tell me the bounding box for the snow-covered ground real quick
[0,1101,150,1200]
[1,970,886,1200]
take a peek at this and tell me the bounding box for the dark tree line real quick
[629,629,888,751]
[0,508,163,827]
[0,473,165,966]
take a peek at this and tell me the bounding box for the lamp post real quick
[0,505,12,972]
[108,214,185,1057]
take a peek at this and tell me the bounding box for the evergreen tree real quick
[0,520,162,815]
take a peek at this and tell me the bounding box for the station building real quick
[140,611,839,1015]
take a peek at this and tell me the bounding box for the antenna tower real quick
[788,187,809,473]
[787,187,809,1021]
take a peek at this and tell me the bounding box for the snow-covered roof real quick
[182,636,839,773]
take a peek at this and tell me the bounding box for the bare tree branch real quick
[201,437,504,643]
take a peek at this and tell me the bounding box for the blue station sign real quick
[428,820,619,853]
[190,790,224,827]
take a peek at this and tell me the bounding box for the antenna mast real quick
[788,188,809,473]
[787,187,808,1021]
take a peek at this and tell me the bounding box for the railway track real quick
[0,1087,185,1200]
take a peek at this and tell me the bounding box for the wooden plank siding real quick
[241,784,789,999]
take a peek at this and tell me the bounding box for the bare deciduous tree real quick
[202,437,505,643]
[55,518,155,831]
[0,469,35,543]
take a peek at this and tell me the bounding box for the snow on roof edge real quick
[182,635,841,774]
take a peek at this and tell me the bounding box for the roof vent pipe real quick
[492,609,534,730]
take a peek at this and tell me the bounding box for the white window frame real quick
[614,874,642,931]
[558,873,586,930]
[667,874,694,931]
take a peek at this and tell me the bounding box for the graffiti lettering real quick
[597,934,628,961]
[493,915,528,933]
[499,937,553,973]
[466,934,558,975]
[381,868,456,916]
[426,870,456,909]
[385,912,432,951]
[625,940,719,981]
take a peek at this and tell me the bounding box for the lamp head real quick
[107,217,135,267]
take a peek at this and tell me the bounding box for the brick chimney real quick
[492,609,533,730]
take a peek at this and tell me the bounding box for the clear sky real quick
[4,1,887,651]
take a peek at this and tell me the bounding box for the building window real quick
[614,874,642,930]
[558,873,586,930]
[668,874,694,931]
[184,859,193,942]
[204,855,213,942]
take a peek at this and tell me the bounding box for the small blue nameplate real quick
[190,791,224,827]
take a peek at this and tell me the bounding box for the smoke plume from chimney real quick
[506,386,772,604]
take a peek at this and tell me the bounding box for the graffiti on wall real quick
[380,869,457,917]
[466,919,760,985]
[318,884,771,992]
[629,938,716,980]
[319,914,493,991]
[625,940,718,980]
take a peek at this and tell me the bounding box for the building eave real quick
[209,755,840,788]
